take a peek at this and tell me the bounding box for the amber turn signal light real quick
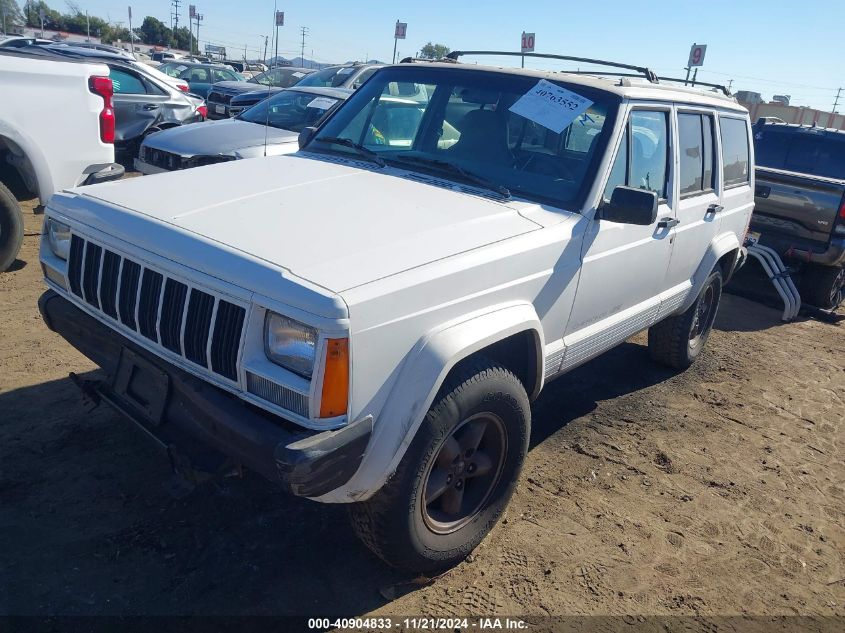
[319,338,349,418]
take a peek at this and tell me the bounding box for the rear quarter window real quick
[719,117,750,187]
[755,128,845,179]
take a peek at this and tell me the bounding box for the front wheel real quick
[0,180,24,272]
[349,358,530,573]
[648,270,723,369]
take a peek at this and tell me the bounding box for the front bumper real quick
[39,290,372,498]
[133,158,170,175]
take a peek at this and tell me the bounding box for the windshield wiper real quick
[392,155,511,199]
[317,136,385,167]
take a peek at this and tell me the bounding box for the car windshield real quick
[296,65,358,88]
[310,67,618,208]
[237,90,341,132]
[249,68,311,88]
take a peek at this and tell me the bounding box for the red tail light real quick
[839,197,845,221]
[88,76,115,144]
[177,83,189,92]
[197,105,208,119]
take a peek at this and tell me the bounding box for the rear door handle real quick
[707,204,724,214]
[657,217,680,229]
[142,103,159,110]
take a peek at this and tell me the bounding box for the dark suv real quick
[751,121,845,309]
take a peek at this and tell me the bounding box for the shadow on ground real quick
[0,329,685,617]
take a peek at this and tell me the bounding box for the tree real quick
[139,15,171,46]
[173,25,191,51]
[23,0,63,31]
[1,0,25,32]
[419,42,450,60]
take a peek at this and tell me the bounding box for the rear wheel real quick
[0,180,24,272]
[648,270,723,369]
[801,265,844,310]
[349,358,530,573]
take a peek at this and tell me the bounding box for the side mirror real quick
[600,186,658,225]
[298,126,318,149]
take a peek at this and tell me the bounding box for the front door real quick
[562,106,676,370]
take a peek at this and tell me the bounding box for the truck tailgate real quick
[753,167,845,244]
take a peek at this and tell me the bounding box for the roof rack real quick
[445,50,659,83]
[655,76,732,96]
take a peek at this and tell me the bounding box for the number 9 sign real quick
[688,44,707,68]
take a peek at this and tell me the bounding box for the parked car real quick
[751,120,845,308]
[52,41,135,59]
[294,63,382,90]
[135,87,350,173]
[157,62,244,98]
[0,48,123,271]
[150,51,183,63]
[205,66,315,119]
[0,35,53,48]
[38,54,753,572]
[34,46,206,157]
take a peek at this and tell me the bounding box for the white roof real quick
[394,61,748,113]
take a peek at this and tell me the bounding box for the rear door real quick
[109,66,170,145]
[664,108,721,289]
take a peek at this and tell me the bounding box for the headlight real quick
[264,312,317,378]
[45,218,71,260]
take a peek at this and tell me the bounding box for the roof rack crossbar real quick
[445,50,659,83]
[656,76,731,96]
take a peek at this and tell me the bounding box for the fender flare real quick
[315,301,544,503]
[0,124,53,203]
[678,231,741,313]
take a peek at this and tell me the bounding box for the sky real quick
[60,0,844,110]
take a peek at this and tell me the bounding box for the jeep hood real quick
[70,154,541,292]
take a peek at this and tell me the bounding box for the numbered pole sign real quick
[395,22,407,39]
[275,11,285,27]
[521,32,535,53]
[688,43,707,67]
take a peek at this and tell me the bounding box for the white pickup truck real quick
[38,54,753,572]
[0,49,123,271]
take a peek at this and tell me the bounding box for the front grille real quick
[246,372,309,418]
[143,147,184,171]
[66,235,246,383]
[208,91,232,104]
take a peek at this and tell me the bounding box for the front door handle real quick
[142,103,159,110]
[657,217,680,229]
[707,203,724,214]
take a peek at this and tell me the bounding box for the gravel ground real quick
[1,190,843,620]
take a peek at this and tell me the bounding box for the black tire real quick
[801,265,844,310]
[349,357,530,573]
[0,180,24,273]
[648,270,723,369]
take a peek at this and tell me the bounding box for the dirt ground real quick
[1,190,844,621]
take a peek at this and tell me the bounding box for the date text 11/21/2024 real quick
[307,617,529,630]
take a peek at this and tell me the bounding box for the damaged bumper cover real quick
[38,290,371,498]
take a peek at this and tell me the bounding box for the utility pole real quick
[727,79,733,92]
[173,0,182,32]
[299,26,309,65]
[194,13,202,55]
[833,88,842,113]
[262,35,268,65]
[2,5,7,35]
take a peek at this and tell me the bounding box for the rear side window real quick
[720,117,750,187]
[110,68,146,94]
[678,113,715,196]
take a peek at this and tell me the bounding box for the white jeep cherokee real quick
[38,53,754,572]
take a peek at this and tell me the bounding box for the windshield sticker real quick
[307,97,338,110]
[292,71,306,78]
[337,67,355,75]
[509,79,594,134]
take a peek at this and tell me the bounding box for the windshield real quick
[238,90,341,132]
[249,67,311,87]
[310,67,618,208]
[296,65,358,88]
